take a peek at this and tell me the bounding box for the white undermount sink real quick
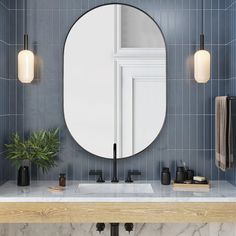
[78,183,154,194]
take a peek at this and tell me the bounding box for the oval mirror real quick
[64,4,166,159]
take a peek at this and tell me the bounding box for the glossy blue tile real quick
[32,43,61,80]
[16,81,23,115]
[59,0,82,10]
[197,83,205,114]
[9,0,16,9]
[226,0,236,9]
[0,4,9,43]
[182,115,190,149]
[81,0,89,10]
[175,80,183,114]
[167,79,176,114]
[0,116,9,153]
[189,116,198,149]
[0,3,14,184]
[204,80,212,114]
[9,10,16,45]
[210,45,221,79]
[182,80,190,114]
[14,0,60,10]
[0,79,9,115]
[8,115,16,134]
[0,42,9,79]
[0,0,9,9]
[167,44,177,78]
[204,115,212,149]
[8,45,17,80]
[189,81,198,114]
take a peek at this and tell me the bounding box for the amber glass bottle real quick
[59,173,66,187]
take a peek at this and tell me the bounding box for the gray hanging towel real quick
[215,96,233,171]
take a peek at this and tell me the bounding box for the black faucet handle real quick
[129,170,141,175]
[125,170,141,183]
[89,170,105,183]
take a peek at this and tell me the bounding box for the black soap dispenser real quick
[161,167,171,185]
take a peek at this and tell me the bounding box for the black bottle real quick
[59,173,66,187]
[187,169,194,181]
[161,167,171,185]
[176,166,185,183]
[17,166,30,186]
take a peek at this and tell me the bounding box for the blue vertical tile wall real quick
[0,0,17,184]
[7,0,228,181]
[225,0,236,185]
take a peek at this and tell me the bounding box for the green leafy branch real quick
[5,129,60,173]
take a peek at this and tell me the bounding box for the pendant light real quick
[18,0,34,83]
[194,0,211,83]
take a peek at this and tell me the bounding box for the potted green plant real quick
[5,129,60,186]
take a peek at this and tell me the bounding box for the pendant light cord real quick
[201,0,204,35]
[23,0,27,35]
[23,0,28,50]
[200,0,204,50]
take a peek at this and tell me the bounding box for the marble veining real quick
[0,180,236,203]
[0,223,235,236]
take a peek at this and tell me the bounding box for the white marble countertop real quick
[0,180,236,203]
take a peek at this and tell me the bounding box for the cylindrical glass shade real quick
[18,49,34,83]
[194,49,211,83]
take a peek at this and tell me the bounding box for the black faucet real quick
[111,143,119,182]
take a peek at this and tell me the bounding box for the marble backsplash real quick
[0,223,234,236]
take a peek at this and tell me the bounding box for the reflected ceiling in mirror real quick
[64,4,166,159]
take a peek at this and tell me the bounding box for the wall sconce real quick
[194,0,211,83]
[18,0,34,83]
[18,34,34,83]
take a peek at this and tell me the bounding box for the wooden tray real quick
[173,181,210,191]
[48,186,65,192]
